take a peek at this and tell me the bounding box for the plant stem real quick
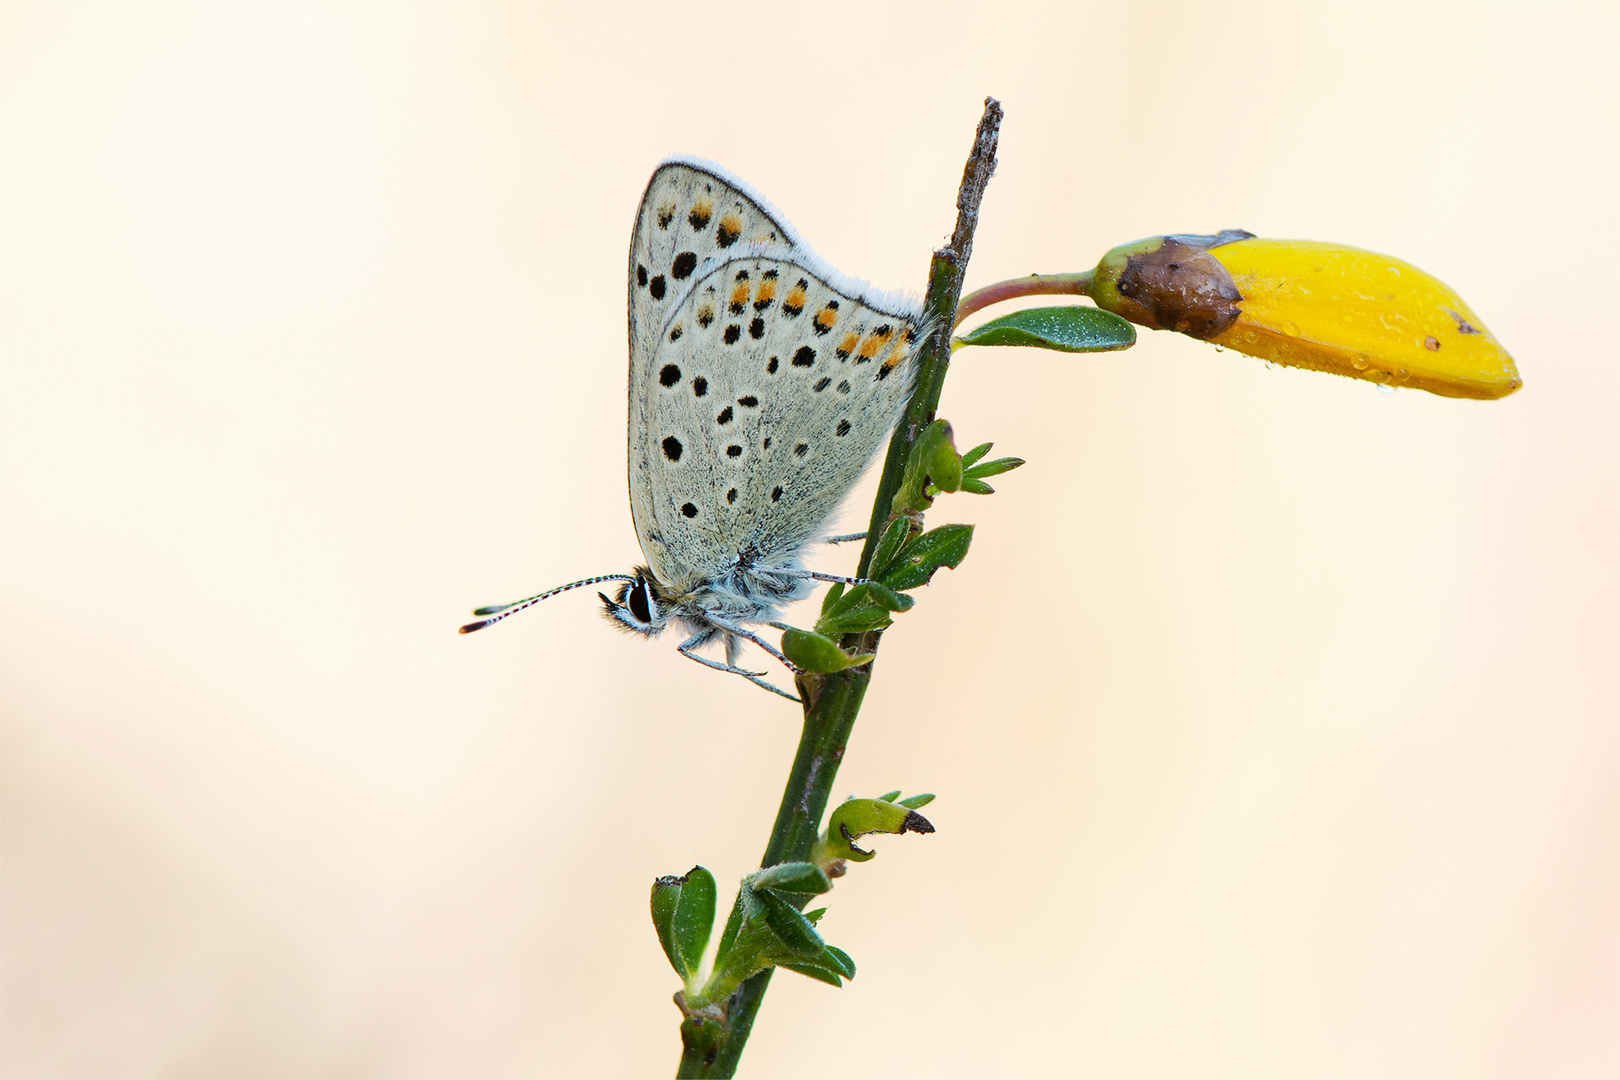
[673,96,1003,1079]
[952,270,1095,330]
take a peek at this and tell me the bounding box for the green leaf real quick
[864,582,914,613]
[898,793,936,809]
[818,580,845,615]
[751,862,832,895]
[823,945,857,979]
[866,516,913,580]
[803,907,827,924]
[671,866,715,981]
[780,627,874,673]
[650,874,684,977]
[755,889,825,957]
[780,959,844,987]
[961,441,993,468]
[881,524,974,591]
[963,455,1024,480]
[814,584,898,635]
[877,790,903,803]
[956,305,1136,353]
[960,478,995,495]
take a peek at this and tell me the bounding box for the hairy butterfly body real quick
[463,158,927,700]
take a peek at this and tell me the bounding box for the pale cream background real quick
[2,3,1615,1077]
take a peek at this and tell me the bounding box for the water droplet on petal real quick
[1350,353,1370,371]
[1376,383,1396,395]
[1283,322,1301,337]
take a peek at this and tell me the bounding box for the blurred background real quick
[2,3,1615,1076]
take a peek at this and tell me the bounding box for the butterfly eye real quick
[628,579,653,624]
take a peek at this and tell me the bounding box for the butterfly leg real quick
[778,568,873,587]
[677,635,801,703]
[821,532,867,545]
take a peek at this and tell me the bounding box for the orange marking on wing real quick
[814,307,838,333]
[730,282,750,309]
[837,332,859,357]
[857,335,883,360]
[785,285,807,309]
[879,334,907,369]
[755,279,776,305]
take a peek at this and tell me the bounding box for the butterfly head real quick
[599,566,672,637]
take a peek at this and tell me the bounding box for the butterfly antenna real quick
[459,574,636,634]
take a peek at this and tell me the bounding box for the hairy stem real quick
[673,97,1003,1079]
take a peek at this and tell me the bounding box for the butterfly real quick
[462,158,929,700]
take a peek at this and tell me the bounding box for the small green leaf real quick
[751,862,832,895]
[650,874,684,977]
[963,455,1024,480]
[898,793,936,809]
[756,889,825,957]
[864,582,914,613]
[956,305,1136,353]
[961,441,993,468]
[670,866,716,981]
[881,524,974,591]
[866,515,913,580]
[780,959,844,987]
[823,945,857,979]
[877,790,903,803]
[960,478,994,495]
[818,580,845,615]
[781,627,874,673]
[803,907,827,924]
[815,584,898,635]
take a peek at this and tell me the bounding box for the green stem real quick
[952,270,1095,331]
[673,96,1003,1079]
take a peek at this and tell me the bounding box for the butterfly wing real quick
[631,250,925,589]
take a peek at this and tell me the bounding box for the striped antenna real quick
[459,574,636,634]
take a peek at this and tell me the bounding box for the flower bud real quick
[1091,232,1520,399]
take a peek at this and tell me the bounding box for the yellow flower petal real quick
[1091,233,1521,400]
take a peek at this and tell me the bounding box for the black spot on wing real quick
[649,275,665,300]
[662,436,683,461]
[637,264,648,287]
[792,346,815,367]
[659,364,681,387]
[672,251,697,279]
[688,206,711,230]
[692,376,708,397]
[716,406,733,425]
[723,325,740,344]
[681,502,698,518]
[749,317,765,340]
[836,419,851,437]
[737,395,758,407]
